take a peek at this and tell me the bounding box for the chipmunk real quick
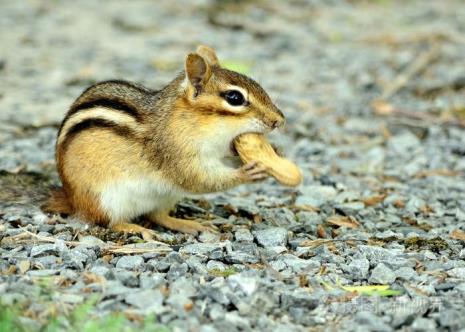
[45,45,285,238]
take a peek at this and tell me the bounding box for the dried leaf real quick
[82,272,106,285]
[183,302,194,311]
[316,224,327,238]
[362,194,387,207]
[450,229,465,241]
[341,285,402,297]
[18,260,31,274]
[299,239,333,248]
[416,169,461,178]
[326,215,359,229]
[320,278,402,297]
[419,205,434,215]
[253,214,262,223]
[371,99,395,115]
[294,204,320,212]
[393,199,406,208]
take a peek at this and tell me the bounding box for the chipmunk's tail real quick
[42,186,74,215]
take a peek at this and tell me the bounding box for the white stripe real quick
[58,107,138,145]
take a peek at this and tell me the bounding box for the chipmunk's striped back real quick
[57,80,156,151]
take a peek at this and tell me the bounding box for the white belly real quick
[99,176,183,222]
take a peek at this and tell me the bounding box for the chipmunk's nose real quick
[271,118,284,129]
[271,109,285,129]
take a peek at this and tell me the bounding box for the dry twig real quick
[4,228,172,254]
[380,45,441,100]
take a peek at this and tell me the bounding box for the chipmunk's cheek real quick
[228,118,267,156]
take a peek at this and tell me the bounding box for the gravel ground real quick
[1,1,465,331]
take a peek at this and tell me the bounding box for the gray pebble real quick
[235,228,254,242]
[395,267,417,281]
[30,244,58,257]
[115,255,144,270]
[369,263,396,284]
[296,185,337,207]
[411,317,437,331]
[167,262,189,280]
[347,257,370,280]
[254,227,288,247]
[125,289,164,311]
[355,311,392,332]
[447,267,465,279]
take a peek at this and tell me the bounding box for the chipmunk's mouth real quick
[230,131,263,156]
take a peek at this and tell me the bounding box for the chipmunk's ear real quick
[185,53,211,95]
[196,45,220,67]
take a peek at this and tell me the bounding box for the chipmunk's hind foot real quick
[149,213,218,235]
[111,222,159,241]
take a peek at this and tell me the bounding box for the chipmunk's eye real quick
[223,90,246,106]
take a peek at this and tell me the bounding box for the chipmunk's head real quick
[181,45,285,138]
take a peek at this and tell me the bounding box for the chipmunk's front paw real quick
[238,161,269,183]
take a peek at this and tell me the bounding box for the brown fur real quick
[43,187,73,215]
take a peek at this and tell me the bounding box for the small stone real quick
[296,185,337,207]
[411,317,437,331]
[388,131,420,154]
[369,263,396,284]
[60,269,79,280]
[206,260,227,271]
[406,197,426,213]
[296,211,321,223]
[186,255,208,274]
[335,202,365,215]
[235,228,254,242]
[55,293,84,304]
[447,267,465,279]
[228,274,258,296]
[355,311,391,332]
[254,227,288,247]
[438,310,463,329]
[180,243,222,257]
[455,283,465,292]
[35,255,61,268]
[224,312,251,330]
[434,282,456,291]
[347,257,370,280]
[199,232,221,243]
[358,245,403,265]
[80,235,105,246]
[113,269,139,287]
[167,262,188,280]
[395,267,417,281]
[116,255,144,270]
[30,244,58,257]
[139,271,165,289]
[125,289,164,311]
[280,289,319,309]
[27,269,59,277]
[273,254,320,274]
[262,246,288,258]
[89,266,111,278]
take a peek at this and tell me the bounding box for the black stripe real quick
[61,118,136,150]
[58,98,142,137]
[69,99,143,121]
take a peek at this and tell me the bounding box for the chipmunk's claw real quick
[111,223,159,242]
[149,214,219,235]
[239,161,269,182]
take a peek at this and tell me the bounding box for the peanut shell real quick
[234,133,302,187]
